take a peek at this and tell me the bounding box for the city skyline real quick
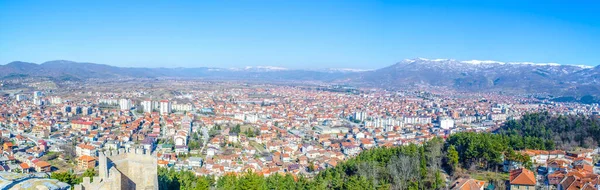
[1,0,599,69]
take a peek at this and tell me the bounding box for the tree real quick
[232,124,241,134]
[387,154,419,190]
[60,144,77,161]
[498,112,598,150]
[82,168,96,181]
[194,176,211,190]
[157,167,214,190]
[446,145,459,173]
[192,132,199,140]
[308,162,316,172]
[51,171,80,186]
[217,174,237,190]
[345,176,374,190]
[237,171,264,190]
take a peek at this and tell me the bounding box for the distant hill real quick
[353,58,600,96]
[0,60,351,81]
[1,59,599,97]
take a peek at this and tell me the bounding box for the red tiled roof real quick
[79,155,96,162]
[34,161,51,168]
[510,168,536,186]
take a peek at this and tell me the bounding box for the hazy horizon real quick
[1,0,599,69]
[2,57,598,70]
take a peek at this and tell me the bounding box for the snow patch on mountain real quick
[229,66,289,72]
[462,60,506,65]
[403,58,594,69]
[325,68,372,72]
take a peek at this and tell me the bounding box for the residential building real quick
[509,168,536,190]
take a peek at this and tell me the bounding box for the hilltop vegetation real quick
[497,112,600,149]
[159,139,447,190]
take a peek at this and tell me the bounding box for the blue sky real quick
[0,0,598,69]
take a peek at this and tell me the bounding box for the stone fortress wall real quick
[74,148,158,190]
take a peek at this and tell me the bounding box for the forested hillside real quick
[445,132,552,171]
[497,112,600,149]
[159,138,445,190]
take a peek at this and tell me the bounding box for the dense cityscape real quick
[0,78,598,189]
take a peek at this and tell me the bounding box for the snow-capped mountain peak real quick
[402,58,594,69]
[461,60,506,65]
[229,66,289,72]
[325,68,372,73]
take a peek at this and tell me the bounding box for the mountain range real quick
[2,59,599,97]
[355,58,600,96]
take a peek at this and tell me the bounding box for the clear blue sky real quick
[1,0,598,69]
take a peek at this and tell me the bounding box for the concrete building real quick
[63,106,72,113]
[353,111,366,121]
[83,106,93,115]
[174,131,188,146]
[99,98,118,105]
[439,117,454,130]
[172,103,193,112]
[488,113,508,121]
[50,96,62,104]
[33,98,43,105]
[33,91,42,99]
[15,94,26,101]
[78,155,96,170]
[159,100,171,115]
[142,100,154,113]
[119,99,132,111]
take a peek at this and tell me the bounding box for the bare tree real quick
[357,161,382,187]
[60,144,77,161]
[387,154,419,190]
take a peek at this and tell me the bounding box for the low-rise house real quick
[228,132,239,143]
[175,145,189,155]
[450,177,486,190]
[19,163,30,173]
[33,160,51,172]
[188,157,202,168]
[77,155,96,170]
[509,168,536,190]
[76,144,98,157]
[548,170,567,186]
[341,144,360,156]
[548,159,571,174]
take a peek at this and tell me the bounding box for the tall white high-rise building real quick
[353,111,366,121]
[439,117,454,130]
[33,98,43,105]
[119,99,132,111]
[83,106,93,115]
[16,94,26,101]
[160,100,171,115]
[142,100,154,113]
[33,91,42,99]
